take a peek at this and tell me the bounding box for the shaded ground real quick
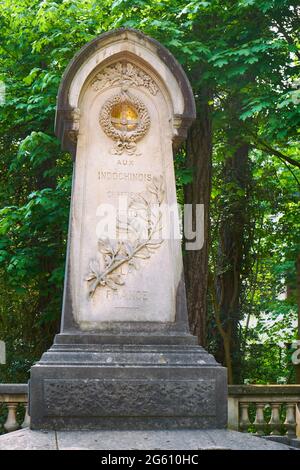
[0,428,293,450]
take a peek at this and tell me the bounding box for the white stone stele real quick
[69,44,185,329]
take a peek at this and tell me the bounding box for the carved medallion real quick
[99,90,150,155]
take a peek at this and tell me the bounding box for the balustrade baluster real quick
[254,403,266,435]
[239,403,250,432]
[270,402,281,435]
[4,403,19,432]
[284,403,296,437]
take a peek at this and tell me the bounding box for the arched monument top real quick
[55,28,196,155]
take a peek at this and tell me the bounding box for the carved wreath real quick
[99,91,150,155]
[86,176,165,298]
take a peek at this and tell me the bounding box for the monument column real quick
[29,28,227,430]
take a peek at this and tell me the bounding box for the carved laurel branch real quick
[91,62,159,96]
[99,90,150,156]
[86,176,165,298]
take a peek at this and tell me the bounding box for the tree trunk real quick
[184,87,212,347]
[214,143,251,383]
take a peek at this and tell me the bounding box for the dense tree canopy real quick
[0,0,299,384]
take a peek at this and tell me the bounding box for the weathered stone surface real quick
[29,335,227,430]
[0,384,28,394]
[0,429,56,451]
[43,379,215,416]
[29,339,227,430]
[0,428,292,450]
[262,435,300,449]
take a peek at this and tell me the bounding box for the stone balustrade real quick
[228,385,300,438]
[0,384,30,433]
[1,383,300,437]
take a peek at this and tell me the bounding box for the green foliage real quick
[243,343,294,384]
[0,0,299,384]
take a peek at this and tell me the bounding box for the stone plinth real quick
[30,333,226,430]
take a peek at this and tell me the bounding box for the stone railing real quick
[1,383,300,437]
[0,384,30,433]
[228,385,300,438]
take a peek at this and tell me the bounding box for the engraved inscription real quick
[107,190,138,199]
[98,171,153,183]
[117,159,134,166]
[106,289,149,302]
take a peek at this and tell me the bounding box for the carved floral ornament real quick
[91,62,159,96]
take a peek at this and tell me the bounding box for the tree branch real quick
[253,138,300,170]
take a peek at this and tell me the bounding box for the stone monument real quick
[29,28,227,430]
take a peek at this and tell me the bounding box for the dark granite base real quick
[29,332,227,430]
